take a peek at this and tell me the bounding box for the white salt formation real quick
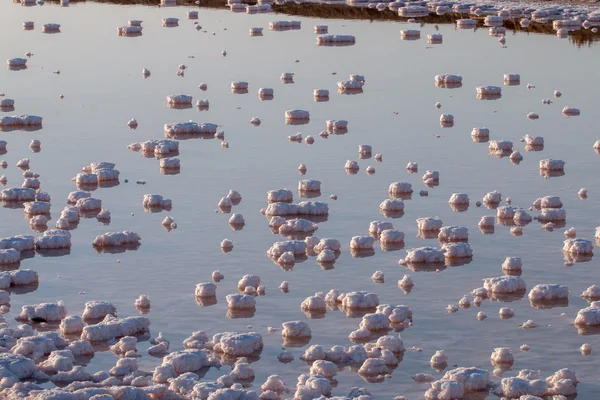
[92,231,141,247]
[484,275,526,294]
[528,284,569,301]
[405,247,445,263]
[540,159,565,171]
[417,217,443,231]
[143,194,172,209]
[438,226,469,242]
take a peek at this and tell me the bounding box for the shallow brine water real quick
[1,0,600,398]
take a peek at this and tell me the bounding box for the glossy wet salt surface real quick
[2,1,600,398]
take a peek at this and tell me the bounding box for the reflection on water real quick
[1,1,600,398]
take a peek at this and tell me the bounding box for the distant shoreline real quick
[44,0,599,46]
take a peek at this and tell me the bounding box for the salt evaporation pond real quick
[1,0,600,398]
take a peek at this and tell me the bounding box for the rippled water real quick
[2,1,600,398]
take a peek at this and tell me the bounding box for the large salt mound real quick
[212,332,263,356]
[81,315,150,342]
[483,276,526,293]
[528,284,569,301]
[35,230,71,249]
[0,235,35,252]
[563,238,593,254]
[442,367,491,391]
[92,231,141,247]
[164,121,217,135]
[438,225,468,242]
[267,240,306,259]
[339,291,379,309]
[405,247,445,263]
[1,188,36,201]
[17,301,67,322]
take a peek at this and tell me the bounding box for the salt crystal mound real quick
[75,197,101,212]
[269,20,301,30]
[389,182,413,196]
[438,226,469,242]
[472,127,490,138]
[117,25,142,36]
[435,74,462,86]
[483,276,526,296]
[489,140,513,154]
[417,217,443,231]
[312,238,341,253]
[159,349,212,375]
[483,190,502,203]
[0,353,36,381]
[285,109,310,122]
[401,29,421,39]
[369,221,393,235]
[424,379,465,399]
[279,219,318,235]
[524,134,544,147]
[563,238,593,255]
[502,257,522,272]
[142,194,172,210]
[539,159,565,170]
[298,179,320,192]
[267,189,293,203]
[258,88,274,100]
[563,106,580,116]
[314,89,329,98]
[17,301,67,322]
[528,284,569,303]
[212,332,263,357]
[314,25,328,34]
[164,121,217,136]
[81,315,150,342]
[582,285,600,300]
[0,115,43,129]
[490,347,514,366]
[326,119,348,133]
[162,17,179,26]
[533,195,563,209]
[42,23,61,33]
[267,240,306,260]
[35,230,71,249]
[350,236,375,250]
[442,367,491,392]
[159,157,179,169]
[0,249,21,265]
[166,94,192,106]
[1,188,36,202]
[339,291,379,310]
[23,201,50,215]
[448,193,469,205]
[504,73,521,84]
[497,206,516,219]
[0,234,34,252]
[265,201,328,216]
[442,242,473,258]
[380,229,405,244]
[538,208,566,222]
[574,302,600,328]
[501,377,549,398]
[0,269,38,288]
[405,246,445,264]
[317,34,356,45]
[82,161,115,173]
[282,321,311,339]
[380,199,404,211]
[226,293,256,309]
[338,80,364,91]
[428,33,443,44]
[294,375,332,398]
[136,139,179,155]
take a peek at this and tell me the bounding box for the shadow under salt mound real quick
[530,298,569,309]
[93,243,141,254]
